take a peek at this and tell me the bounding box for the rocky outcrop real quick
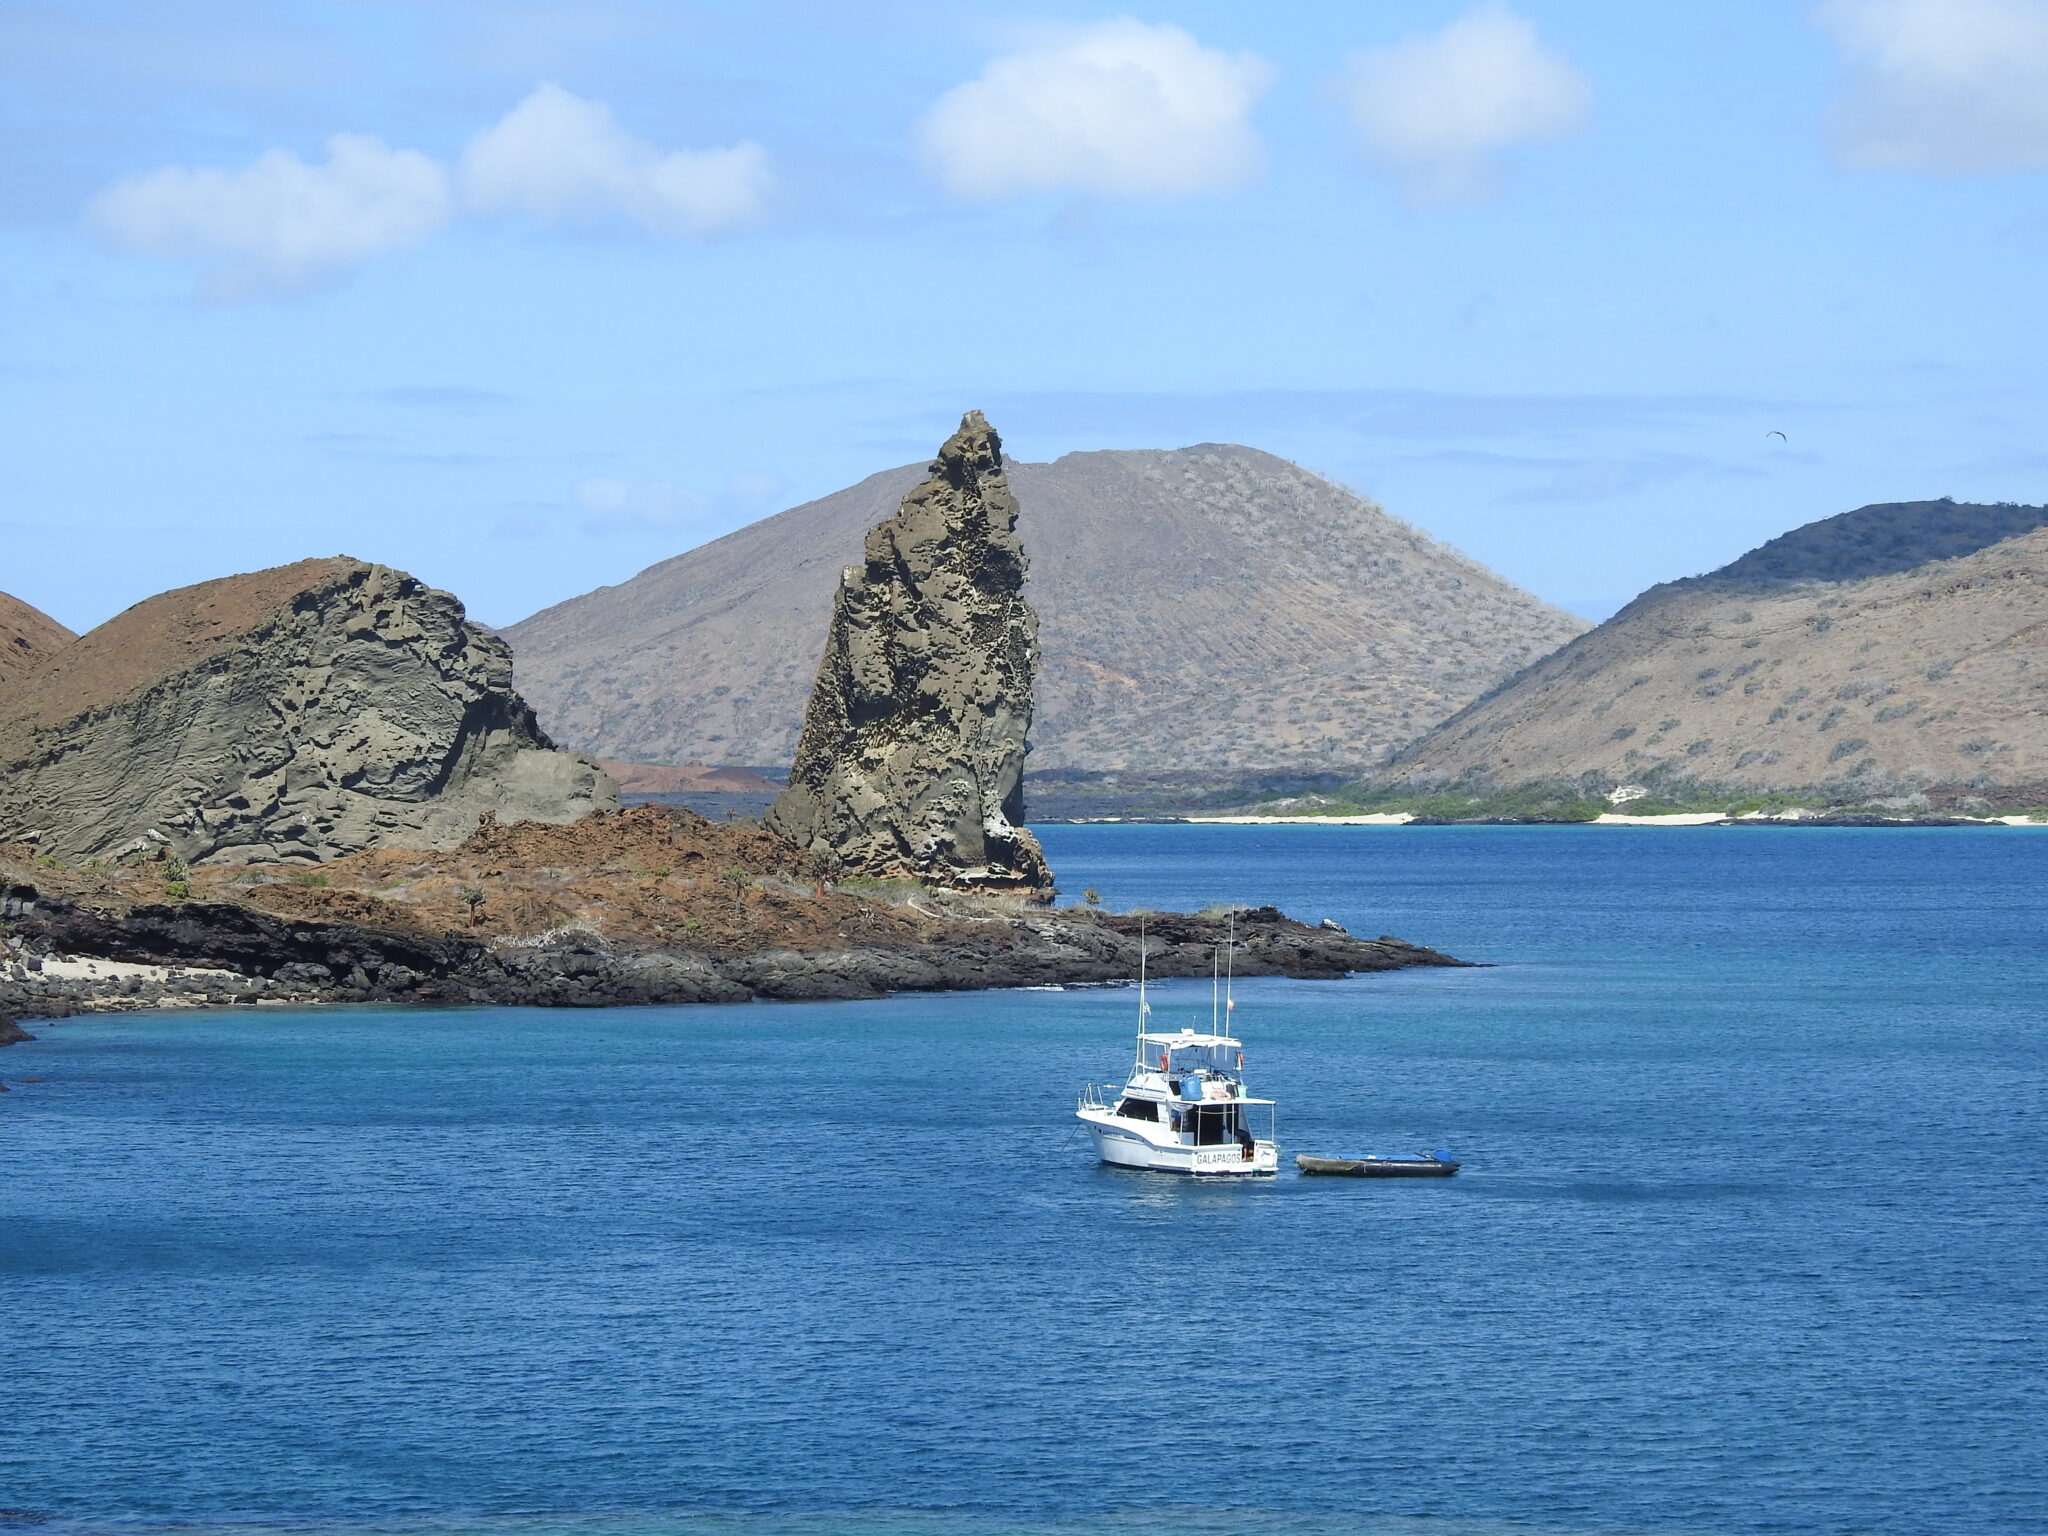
[1373,500,2048,800]
[766,412,1051,894]
[504,445,1586,776]
[0,873,1464,1034]
[0,557,616,865]
[0,801,1471,1042]
[0,592,74,686]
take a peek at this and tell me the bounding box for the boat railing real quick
[1077,1082,1122,1111]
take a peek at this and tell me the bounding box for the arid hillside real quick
[1375,500,2048,800]
[505,444,1586,773]
[0,592,73,685]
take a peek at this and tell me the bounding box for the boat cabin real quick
[1074,946,1281,1175]
[1093,1030,1273,1154]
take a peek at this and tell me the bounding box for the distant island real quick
[1222,498,2048,825]
[504,441,1586,791]
[513,483,2048,826]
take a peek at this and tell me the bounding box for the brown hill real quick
[0,558,615,863]
[1374,500,2048,801]
[504,444,1587,773]
[598,760,782,795]
[0,592,73,684]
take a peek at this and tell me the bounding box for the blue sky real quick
[5,0,2048,632]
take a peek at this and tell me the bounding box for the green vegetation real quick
[1249,783,1607,822]
[163,878,191,902]
[288,869,331,888]
[1241,779,1859,823]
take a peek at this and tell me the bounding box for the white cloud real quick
[1339,5,1590,205]
[574,476,713,534]
[87,134,449,295]
[1816,0,2048,172]
[462,83,773,237]
[917,19,1273,202]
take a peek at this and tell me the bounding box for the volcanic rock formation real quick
[1373,500,2048,801]
[504,445,1585,775]
[0,557,616,864]
[0,592,74,685]
[765,412,1051,895]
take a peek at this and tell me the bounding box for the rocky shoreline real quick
[0,881,1467,1046]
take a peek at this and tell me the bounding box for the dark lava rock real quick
[767,411,1051,898]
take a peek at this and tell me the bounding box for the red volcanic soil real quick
[0,591,76,687]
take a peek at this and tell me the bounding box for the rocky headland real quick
[0,558,616,866]
[767,411,1050,895]
[0,430,1470,1048]
[0,803,1465,1044]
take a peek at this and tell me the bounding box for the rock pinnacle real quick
[766,411,1052,897]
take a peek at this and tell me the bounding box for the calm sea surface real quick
[3,826,2044,1536]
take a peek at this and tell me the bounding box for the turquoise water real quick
[2,826,2043,1536]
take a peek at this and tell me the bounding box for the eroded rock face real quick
[0,557,616,864]
[766,412,1051,895]
[0,592,75,686]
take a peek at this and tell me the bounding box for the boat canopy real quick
[1138,1030,1239,1050]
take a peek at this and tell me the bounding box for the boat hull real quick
[1081,1111,1278,1176]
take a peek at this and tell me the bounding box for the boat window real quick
[1115,1098,1159,1121]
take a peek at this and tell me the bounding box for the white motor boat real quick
[1076,923,1278,1177]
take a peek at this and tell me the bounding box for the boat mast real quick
[1211,939,1220,1035]
[1226,908,1236,1038]
[1134,913,1149,1071]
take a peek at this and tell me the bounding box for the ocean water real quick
[2,825,2043,1536]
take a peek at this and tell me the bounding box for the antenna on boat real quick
[1134,912,1149,1071]
[1211,937,1220,1035]
[1226,908,1236,1030]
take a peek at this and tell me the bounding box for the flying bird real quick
[1766,430,1788,441]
